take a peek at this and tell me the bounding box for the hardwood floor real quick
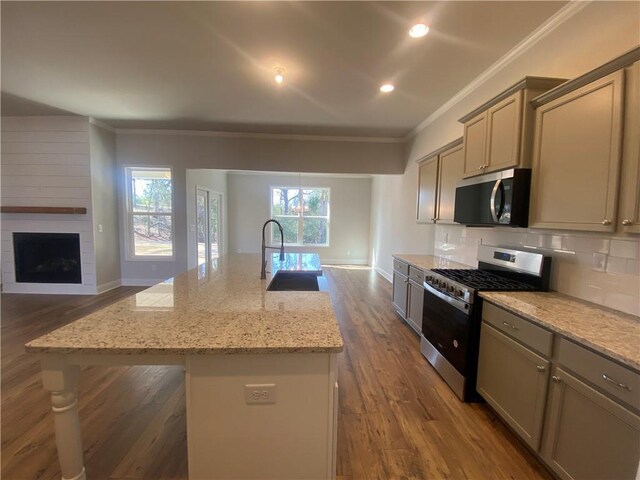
[1,267,551,480]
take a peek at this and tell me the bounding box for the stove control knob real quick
[456,289,464,297]
[425,276,433,283]
[448,285,455,293]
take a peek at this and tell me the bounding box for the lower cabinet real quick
[406,280,424,334]
[542,367,640,480]
[477,322,549,450]
[479,302,640,480]
[392,271,408,318]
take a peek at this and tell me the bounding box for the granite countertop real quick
[392,253,473,271]
[480,291,640,371]
[26,253,343,355]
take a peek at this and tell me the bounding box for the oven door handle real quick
[423,281,470,314]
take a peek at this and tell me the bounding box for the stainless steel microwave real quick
[453,168,531,227]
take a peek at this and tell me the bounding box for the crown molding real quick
[406,0,591,140]
[115,127,404,144]
[89,117,116,133]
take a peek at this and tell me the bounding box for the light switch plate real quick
[244,384,277,404]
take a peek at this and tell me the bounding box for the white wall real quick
[228,172,371,264]
[1,116,98,294]
[117,132,393,283]
[370,2,640,316]
[90,122,121,291]
[186,169,228,269]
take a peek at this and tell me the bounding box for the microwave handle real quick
[490,179,505,222]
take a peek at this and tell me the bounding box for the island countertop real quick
[26,253,344,355]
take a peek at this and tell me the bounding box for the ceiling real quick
[1,1,567,138]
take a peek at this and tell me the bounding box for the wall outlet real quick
[97,224,103,233]
[244,384,277,404]
[190,224,196,232]
[346,250,351,256]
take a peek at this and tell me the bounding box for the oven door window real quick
[422,289,473,375]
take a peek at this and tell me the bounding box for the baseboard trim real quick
[96,279,122,294]
[1,283,97,295]
[320,259,369,265]
[375,266,393,283]
[121,278,166,287]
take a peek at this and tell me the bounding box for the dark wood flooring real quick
[1,267,551,479]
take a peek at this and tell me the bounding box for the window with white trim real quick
[270,187,330,246]
[125,167,174,258]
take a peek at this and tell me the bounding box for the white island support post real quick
[40,355,86,480]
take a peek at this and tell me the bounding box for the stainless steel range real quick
[420,245,551,402]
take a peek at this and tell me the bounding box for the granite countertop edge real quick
[479,291,640,371]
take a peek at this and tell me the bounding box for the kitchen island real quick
[26,253,343,480]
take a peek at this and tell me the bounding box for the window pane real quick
[303,189,329,216]
[303,218,328,245]
[272,188,300,215]
[210,195,220,259]
[273,216,299,244]
[196,193,207,265]
[131,169,172,213]
[133,215,173,256]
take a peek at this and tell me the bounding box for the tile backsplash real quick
[434,225,640,317]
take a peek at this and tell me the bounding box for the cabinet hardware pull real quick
[537,365,546,372]
[601,219,612,226]
[502,321,519,331]
[552,375,561,382]
[602,374,631,391]
[622,219,632,226]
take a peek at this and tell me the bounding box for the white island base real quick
[40,351,338,480]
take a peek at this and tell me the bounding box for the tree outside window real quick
[126,167,174,257]
[270,187,330,246]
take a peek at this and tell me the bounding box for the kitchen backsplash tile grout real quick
[433,224,640,317]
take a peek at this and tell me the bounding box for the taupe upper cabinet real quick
[460,77,566,178]
[416,138,463,224]
[416,155,438,223]
[619,61,640,233]
[528,48,640,233]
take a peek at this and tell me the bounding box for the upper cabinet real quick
[528,48,640,233]
[416,138,463,224]
[618,61,640,233]
[460,77,566,178]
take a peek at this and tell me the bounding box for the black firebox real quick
[13,232,82,284]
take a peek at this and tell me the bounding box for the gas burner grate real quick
[431,268,536,291]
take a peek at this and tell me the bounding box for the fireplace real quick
[13,233,82,284]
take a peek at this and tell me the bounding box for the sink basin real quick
[267,272,320,291]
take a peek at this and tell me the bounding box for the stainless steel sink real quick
[267,272,320,291]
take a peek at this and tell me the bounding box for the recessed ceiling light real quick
[380,84,395,93]
[273,66,285,84]
[409,23,429,38]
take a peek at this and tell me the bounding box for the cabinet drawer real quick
[393,258,409,276]
[408,266,425,284]
[482,302,553,357]
[558,338,640,410]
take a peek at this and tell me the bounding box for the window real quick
[270,187,330,246]
[125,167,174,258]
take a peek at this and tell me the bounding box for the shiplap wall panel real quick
[1,164,91,177]
[1,176,91,188]
[1,116,97,292]
[1,116,89,132]
[1,153,90,165]
[1,131,89,143]
[1,142,90,154]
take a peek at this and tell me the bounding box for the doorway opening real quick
[196,188,222,266]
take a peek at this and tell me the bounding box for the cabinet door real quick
[406,282,423,334]
[529,70,624,232]
[542,367,640,480]
[619,61,640,233]
[435,143,464,224]
[462,112,488,177]
[417,156,438,223]
[392,272,408,318]
[485,92,523,173]
[477,323,549,451]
